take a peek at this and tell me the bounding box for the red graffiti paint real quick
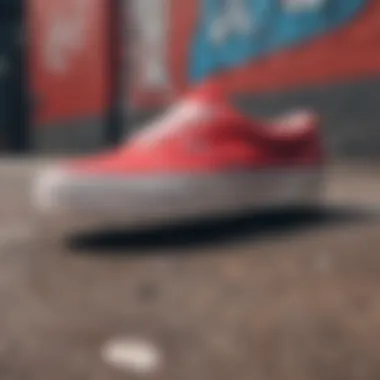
[27,0,111,126]
[27,0,380,125]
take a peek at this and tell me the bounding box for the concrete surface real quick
[0,160,380,380]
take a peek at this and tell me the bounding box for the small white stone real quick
[101,337,163,375]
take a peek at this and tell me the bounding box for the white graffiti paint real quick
[282,0,327,12]
[210,0,254,44]
[41,0,93,74]
[130,0,171,90]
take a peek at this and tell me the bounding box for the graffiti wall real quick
[129,0,380,108]
[28,0,112,126]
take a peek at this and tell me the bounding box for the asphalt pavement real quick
[0,160,379,380]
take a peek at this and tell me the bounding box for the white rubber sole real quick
[32,167,323,233]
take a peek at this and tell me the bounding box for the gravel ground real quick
[0,160,380,380]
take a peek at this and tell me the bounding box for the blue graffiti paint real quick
[189,0,367,83]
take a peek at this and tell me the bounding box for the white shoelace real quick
[130,100,214,147]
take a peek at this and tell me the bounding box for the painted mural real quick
[40,0,94,74]
[28,0,380,125]
[130,0,171,92]
[190,0,365,82]
[28,0,111,125]
[128,0,174,108]
[129,0,380,108]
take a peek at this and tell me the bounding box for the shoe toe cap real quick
[32,166,73,213]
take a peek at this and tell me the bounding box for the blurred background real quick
[1,0,380,157]
[1,1,380,379]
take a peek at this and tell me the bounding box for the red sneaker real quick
[32,84,324,231]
